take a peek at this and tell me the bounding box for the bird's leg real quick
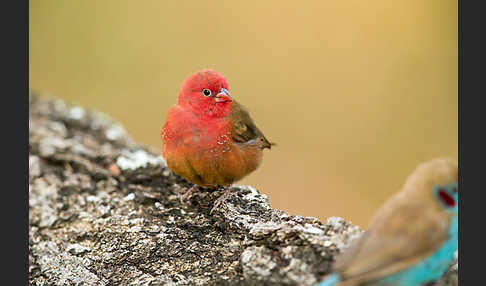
[180,185,199,204]
[210,186,232,214]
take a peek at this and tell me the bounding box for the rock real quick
[28,93,458,286]
[33,241,103,286]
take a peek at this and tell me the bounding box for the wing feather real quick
[229,101,273,149]
[335,193,450,284]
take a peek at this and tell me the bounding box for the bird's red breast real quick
[161,69,272,187]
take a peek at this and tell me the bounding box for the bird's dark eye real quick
[202,89,212,97]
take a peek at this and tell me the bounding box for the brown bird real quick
[318,158,458,286]
[161,69,273,213]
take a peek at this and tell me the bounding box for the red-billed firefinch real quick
[161,69,273,213]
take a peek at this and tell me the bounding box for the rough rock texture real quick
[28,93,458,286]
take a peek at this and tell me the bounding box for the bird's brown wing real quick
[334,193,451,285]
[229,100,273,149]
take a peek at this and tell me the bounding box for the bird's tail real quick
[316,273,340,286]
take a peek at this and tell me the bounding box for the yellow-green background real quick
[30,0,457,227]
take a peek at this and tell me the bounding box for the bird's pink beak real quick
[215,88,232,103]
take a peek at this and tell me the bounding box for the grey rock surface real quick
[28,94,458,286]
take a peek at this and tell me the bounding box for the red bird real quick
[161,69,273,213]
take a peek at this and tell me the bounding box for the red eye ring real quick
[438,189,455,207]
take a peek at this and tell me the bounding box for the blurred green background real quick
[29,0,457,227]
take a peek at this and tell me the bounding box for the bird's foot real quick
[180,185,199,204]
[210,186,232,214]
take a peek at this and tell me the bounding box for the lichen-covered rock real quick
[28,93,458,286]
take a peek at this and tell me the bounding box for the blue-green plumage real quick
[375,213,457,286]
[374,189,458,286]
[318,227,456,286]
[317,273,340,286]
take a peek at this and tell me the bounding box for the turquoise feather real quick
[376,212,457,285]
[317,273,340,286]
[375,190,458,286]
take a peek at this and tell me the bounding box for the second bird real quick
[161,69,273,213]
[318,158,458,286]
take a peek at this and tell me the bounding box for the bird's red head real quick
[178,69,233,118]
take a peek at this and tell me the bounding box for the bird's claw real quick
[180,185,199,204]
[210,187,232,214]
